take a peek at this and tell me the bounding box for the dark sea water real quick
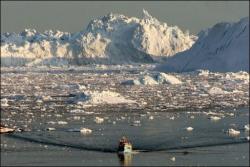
[1,107,249,166]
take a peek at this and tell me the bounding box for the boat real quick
[0,126,15,134]
[118,136,133,154]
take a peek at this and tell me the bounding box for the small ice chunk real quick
[155,72,182,84]
[140,75,158,85]
[80,128,92,135]
[36,99,43,103]
[131,120,141,126]
[55,114,62,118]
[70,109,85,113]
[58,121,68,125]
[228,128,240,136]
[120,116,126,120]
[149,116,154,120]
[209,116,221,121]
[47,121,56,125]
[46,127,56,131]
[208,87,227,95]
[186,127,194,131]
[134,120,141,124]
[34,86,40,90]
[170,116,175,120]
[170,157,176,162]
[42,95,52,101]
[73,116,81,120]
[94,117,104,124]
[41,107,46,111]
[15,128,24,132]
[84,111,94,115]
[1,98,9,107]
[89,91,136,104]
[198,70,210,76]
[244,124,249,131]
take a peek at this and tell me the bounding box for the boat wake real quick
[6,133,249,153]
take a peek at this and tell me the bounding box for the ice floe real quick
[68,90,136,105]
[208,87,229,95]
[57,121,68,125]
[94,117,104,124]
[170,157,176,162]
[209,116,221,121]
[244,124,249,131]
[186,127,194,131]
[121,72,182,86]
[1,98,9,107]
[228,128,240,136]
[80,128,92,135]
[46,127,56,131]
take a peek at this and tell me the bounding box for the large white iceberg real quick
[1,10,196,66]
[156,17,249,72]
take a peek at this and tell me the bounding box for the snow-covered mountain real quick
[156,17,249,72]
[1,10,196,66]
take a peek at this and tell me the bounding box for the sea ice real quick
[1,98,9,107]
[186,127,194,131]
[170,157,176,162]
[80,128,92,135]
[155,72,182,84]
[94,117,104,124]
[208,87,228,95]
[244,124,249,131]
[228,128,240,136]
[209,116,221,121]
[149,116,154,120]
[46,127,56,131]
[86,91,137,105]
[57,121,68,125]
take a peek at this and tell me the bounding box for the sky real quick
[1,1,249,35]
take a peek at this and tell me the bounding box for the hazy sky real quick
[1,1,249,34]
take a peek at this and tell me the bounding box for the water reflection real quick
[117,153,133,166]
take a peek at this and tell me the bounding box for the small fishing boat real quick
[118,136,132,154]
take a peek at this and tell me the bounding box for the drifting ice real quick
[228,128,240,136]
[80,128,92,135]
